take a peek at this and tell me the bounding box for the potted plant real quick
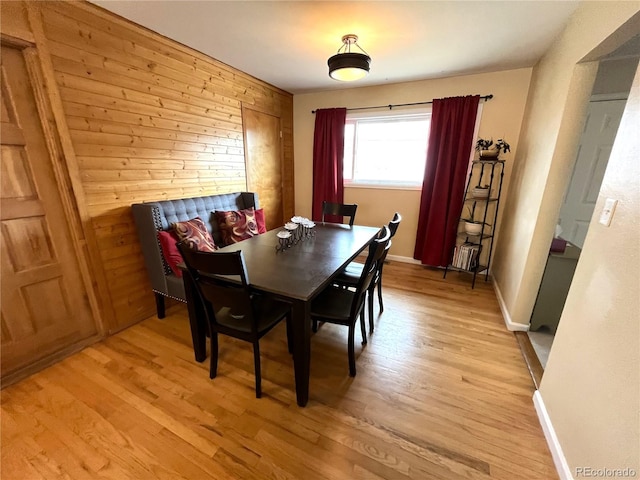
[464,205,484,235]
[476,137,510,159]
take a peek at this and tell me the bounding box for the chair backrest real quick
[388,212,402,238]
[376,213,401,278]
[351,226,391,316]
[321,201,358,226]
[377,239,392,274]
[177,243,256,331]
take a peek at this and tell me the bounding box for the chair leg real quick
[155,292,166,319]
[286,314,293,354]
[209,332,218,379]
[253,341,262,398]
[368,286,375,334]
[377,276,384,313]
[312,318,318,333]
[360,309,367,345]
[348,323,356,377]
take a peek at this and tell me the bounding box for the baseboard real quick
[356,253,422,265]
[514,331,544,389]
[533,391,574,480]
[491,278,529,331]
[1,334,103,389]
[387,254,422,265]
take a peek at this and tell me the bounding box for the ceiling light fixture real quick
[328,34,371,82]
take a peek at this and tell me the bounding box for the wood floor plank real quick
[1,437,49,480]
[0,263,557,479]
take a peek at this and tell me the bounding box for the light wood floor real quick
[1,263,557,479]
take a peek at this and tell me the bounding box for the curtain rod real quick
[311,94,493,114]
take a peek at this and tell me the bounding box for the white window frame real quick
[344,107,432,190]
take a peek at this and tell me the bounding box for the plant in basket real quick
[475,137,510,159]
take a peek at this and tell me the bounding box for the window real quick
[344,111,431,188]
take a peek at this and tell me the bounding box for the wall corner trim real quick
[492,278,529,331]
[533,390,574,480]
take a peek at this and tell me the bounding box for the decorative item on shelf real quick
[475,137,510,160]
[463,205,484,235]
[452,243,480,271]
[472,184,490,198]
[327,34,371,81]
[464,222,483,235]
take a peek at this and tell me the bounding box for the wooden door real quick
[558,99,626,248]
[243,107,284,230]
[1,44,97,378]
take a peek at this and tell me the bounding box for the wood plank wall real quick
[31,1,294,333]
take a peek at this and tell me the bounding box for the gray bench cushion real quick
[132,192,259,306]
[152,192,257,246]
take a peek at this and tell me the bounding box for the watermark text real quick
[576,467,637,478]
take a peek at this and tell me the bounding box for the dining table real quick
[182,222,380,407]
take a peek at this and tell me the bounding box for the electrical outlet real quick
[599,198,618,227]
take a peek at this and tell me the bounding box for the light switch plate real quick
[599,198,618,226]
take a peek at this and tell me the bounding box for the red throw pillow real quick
[172,217,217,253]
[158,230,183,277]
[255,208,267,234]
[215,207,259,245]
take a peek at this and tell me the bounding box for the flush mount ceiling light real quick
[328,34,371,81]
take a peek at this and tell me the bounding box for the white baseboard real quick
[491,278,529,331]
[533,391,574,480]
[387,254,422,265]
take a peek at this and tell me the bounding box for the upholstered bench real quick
[132,192,259,318]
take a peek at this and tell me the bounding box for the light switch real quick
[599,198,618,226]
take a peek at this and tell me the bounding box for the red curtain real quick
[414,95,480,266]
[312,108,347,222]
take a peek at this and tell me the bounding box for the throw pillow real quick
[214,207,259,245]
[172,217,217,253]
[255,208,267,234]
[158,230,183,277]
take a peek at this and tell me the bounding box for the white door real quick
[558,99,626,248]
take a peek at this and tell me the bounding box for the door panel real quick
[1,44,96,377]
[558,100,626,248]
[243,108,284,230]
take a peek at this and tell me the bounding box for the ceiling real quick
[91,1,581,94]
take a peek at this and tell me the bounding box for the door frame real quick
[0,33,105,338]
[241,102,285,224]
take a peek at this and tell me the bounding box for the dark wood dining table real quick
[182,222,380,407]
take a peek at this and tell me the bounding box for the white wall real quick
[491,3,640,328]
[541,62,639,477]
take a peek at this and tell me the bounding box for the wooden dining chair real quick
[334,212,402,333]
[321,201,358,226]
[310,226,391,376]
[177,243,292,398]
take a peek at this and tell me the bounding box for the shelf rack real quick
[444,159,505,288]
